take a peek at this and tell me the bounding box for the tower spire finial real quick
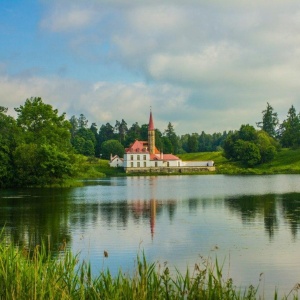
[148,109,155,154]
[148,108,154,131]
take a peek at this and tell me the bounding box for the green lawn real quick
[178,148,300,175]
[77,148,300,179]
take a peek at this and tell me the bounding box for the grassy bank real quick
[179,148,300,175]
[75,148,300,180]
[1,239,293,300]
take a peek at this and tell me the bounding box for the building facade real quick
[110,111,215,173]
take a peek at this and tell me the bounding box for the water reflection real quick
[1,178,300,248]
[1,175,300,297]
[225,194,279,240]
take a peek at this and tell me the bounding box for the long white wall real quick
[182,161,214,167]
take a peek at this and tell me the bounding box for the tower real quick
[148,110,155,154]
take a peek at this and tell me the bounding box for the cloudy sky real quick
[1,0,300,134]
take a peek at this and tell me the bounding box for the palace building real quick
[110,111,215,173]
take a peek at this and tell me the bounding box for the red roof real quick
[161,154,180,160]
[148,110,155,130]
[126,140,160,154]
[125,140,148,153]
[150,153,180,161]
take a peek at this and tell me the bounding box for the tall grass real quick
[0,239,298,299]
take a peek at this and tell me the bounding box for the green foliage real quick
[223,124,277,166]
[70,114,97,156]
[15,97,71,150]
[101,139,124,160]
[0,98,84,187]
[164,122,179,154]
[0,239,268,300]
[13,143,77,186]
[181,131,228,153]
[187,133,199,153]
[256,102,279,138]
[125,122,141,147]
[237,141,261,167]
[114,119,128,144]
[0,108,23,187]
[279,105,300,148]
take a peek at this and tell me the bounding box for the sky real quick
[1,0,300,135]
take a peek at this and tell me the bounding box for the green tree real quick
[234,140,261,167]
[256,102,279,138]
[15,97,71,150]
[78,113,88,129]
[223,124,277,166]
[187,133,199,153]
[199,131,213,152]
[13,143,76,186]
[257,131,278,163]
[101,140,124,159]
[0,107,23,187]
[161,136,173,154]
[98,123,115,156]
[114,119,128,144]
[279,105,300,148]
[69,115,79,140]
[140,124,148,141]
[164,122,179,153]
[125,122,141,147]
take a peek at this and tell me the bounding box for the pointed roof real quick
[148,110,155,130]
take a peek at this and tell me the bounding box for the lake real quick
[1,174,300,298]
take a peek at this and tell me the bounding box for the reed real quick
[0,239,298,300]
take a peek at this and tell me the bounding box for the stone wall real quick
[125,166,216,174]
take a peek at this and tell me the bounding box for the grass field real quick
[178,148,300,175]
[77,148,300,179]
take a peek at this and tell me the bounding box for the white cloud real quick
[4,1,300,134]
[40,5,98,32]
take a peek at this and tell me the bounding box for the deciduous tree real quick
[101,140,124,159]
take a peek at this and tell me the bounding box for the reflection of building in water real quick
[150,199,156,240]
[125,177,177,239]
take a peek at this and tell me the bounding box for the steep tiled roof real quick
[125,140,148,153]
[125,140,160,154]
[148,111,155,130]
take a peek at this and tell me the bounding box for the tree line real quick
[1,97,300,187]
[70,114,230,158]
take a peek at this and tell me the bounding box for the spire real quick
[148,108,155,154]
[148,109,154,131]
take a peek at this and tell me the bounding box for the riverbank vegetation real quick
[2,98,300,187]
[2,238,296,300]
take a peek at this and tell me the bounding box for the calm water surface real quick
[1,174,300,298]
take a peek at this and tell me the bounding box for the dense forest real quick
[1,98,300,187]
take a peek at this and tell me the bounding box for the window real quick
[130,155,133,160]
[137,162,140,167]
[143,155,146,160]
[131,162,134,167]
[167,162,170,167]
[137,155,140,160]
[155,162,158,167]
[144,162,146,167]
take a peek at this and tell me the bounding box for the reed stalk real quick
[0,238,298,300]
